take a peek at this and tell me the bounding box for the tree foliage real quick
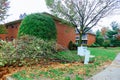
[95,30,104,46]
[0,0,9,22]
[68,41,77,50]
[18,13,57,40]
[110,21,119,30]
[0,25,7,34]
[45,0,120,46]
[101,27,108,37]
[45,0,54,7]
[107,21,120,46]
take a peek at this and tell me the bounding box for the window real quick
[75,40,87,45]
[11,25,14,28]
[82,40,87,44]
[75,29,79,34]
[76,40,79,45]
[75,36,79,40]
[82,34,87,40]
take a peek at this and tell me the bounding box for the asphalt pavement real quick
[88,53,120,80]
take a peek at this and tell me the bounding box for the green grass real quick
[89,47,120,62]
[52,50,81,62]
[12,70,33,80]
[12,47,120,80]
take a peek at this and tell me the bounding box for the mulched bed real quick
[0,66,24,80]
[0,59,95,80]
[0,67,10,80]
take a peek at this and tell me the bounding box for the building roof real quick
[4,12,73,27]
[43,13,96,35]
[42,12,62,21]
[42,12,74,27]
[5,19,22,26]
[87,32,96,36]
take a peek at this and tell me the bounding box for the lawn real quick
[11,47,120,80]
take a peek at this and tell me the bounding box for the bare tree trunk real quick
[78,30,83,46]
[79,33,82,46]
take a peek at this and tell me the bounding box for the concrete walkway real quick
[88,53,120,80]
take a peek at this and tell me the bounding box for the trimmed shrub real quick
[96,36,104,46]
[53,51,81,62]
[18,13,57,40]
[90,43,100,47]
[103,40,110,48]
[110,39,120,47]
[68,41,73,50]
[68,41,77,50]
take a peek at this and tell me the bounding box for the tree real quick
[18,13,57,40]
[0,25,7,34]
[45,0,120,46]
[110,21,119,30]
[95,30,104,46]
[107,21,120,46]
[0,0,9,22]
[101,27,108,37]
[101,27,109,40]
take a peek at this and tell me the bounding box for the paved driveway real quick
[88,53,120,80]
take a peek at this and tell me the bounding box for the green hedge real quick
[18,13,57,40]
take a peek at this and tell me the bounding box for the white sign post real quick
[77,46,90,64]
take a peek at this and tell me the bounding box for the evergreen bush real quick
[68,41,77,50]
[18,13,57,40]
[103,40,110,48]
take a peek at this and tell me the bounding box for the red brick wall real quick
[0,20,95,48]
[0,34,7,40]
[75,33,96,46]
[0,20,76,49]
[0,22,20,41]
[55,21,76,48]
[6,23,20,41]
[87,33,96,46]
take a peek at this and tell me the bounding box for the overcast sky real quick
[6,0,49,22]
[5,0,120,31]
[94,14,120,30]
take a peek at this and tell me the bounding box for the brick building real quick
[0,14,95,48]
[75,32,96,46]
[0,19,21,41]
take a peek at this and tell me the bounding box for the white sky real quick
[5,0,49,22]
[5,0,120,31]
[94,14,120,31]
